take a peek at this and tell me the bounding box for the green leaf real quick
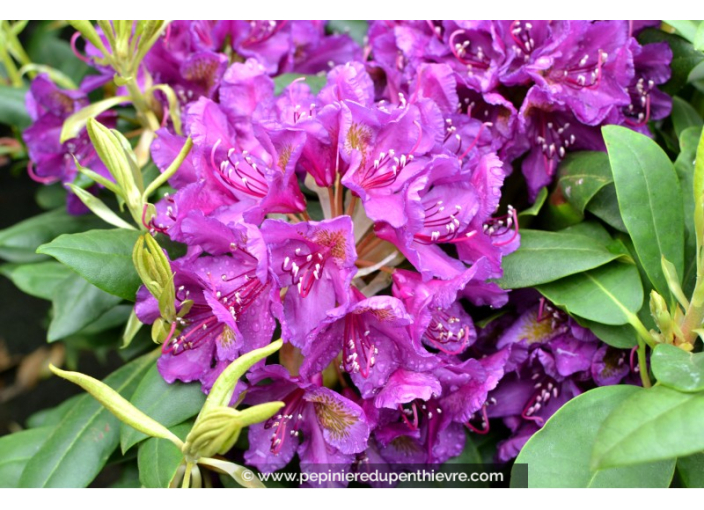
[672,97,703,140]
[110,463,141,488]
[579,319,637,349]
[120,364,206,452]
[498,230,626,289]
[0,427,52,488]
[585,183,627,232]
[517,186,547,220]
[651,343,704,392]
[694,21,704,51]
[677,453,704,487]
[1,261,72,300]
[137,422,191,488]
[664,20,700,43]
[603,125,685,300]
[326,20,368,45]
[639,28,704,95]
[38,228,142,301]
[675,126,701,295]
[47,273,122,342]
[274,73,327,95]
[0,208,103,263]
[557,151,612,214]
[592,386,704,469]
[18,352,155,488]
[513,386,675,488]
[66,184,136,231]
[50,363,182,449]
[26,27,89,84]
[26,395,82,428]
[0,84,30,129]
[537,261,644,326]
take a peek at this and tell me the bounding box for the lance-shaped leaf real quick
[557,151,613,215]
[603,125,685,301]
[651,344,704,393]
[19,352,155,487]
[513,385,675,488]
[498,230,627,289]
[67,185,136,231]
[0,427,52,488]
[37,228,142,301]
[1,261,72,301]
[138,422,191,489]
[47,273,122,342]
[200,340,284,415]
[0,208,103,263]
[592,386,704,469]
[50,363,183,449]
[120,364,205,452]
[537,261,644,326]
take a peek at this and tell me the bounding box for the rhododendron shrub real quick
[0,19,703,489]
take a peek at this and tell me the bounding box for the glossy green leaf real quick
[579,319,637,349]
[517,187,547,220]
[672,97,703,140]
[274,73,327,95]
[0,84,30,129]
[513,386,675,488]
[51,364,181,448]
[557,151,612,214]
[137,422,191,488]
[327,20,368,45]
[1,261,72,300]
[592,386,704,469]
[585,183,627,232]
[651,343,704,392]
[47,273,122,342]
[677,453,704,488]
[18,352,155,488]
[603,125,684,300]
[120,364,206,452]
[0,427,52,488]
[38,228,142,301]
[537,261,643,326]
[26,395,82,429]
[498,230,626,289]
[0,208,103,263]
[694,21,704,51]
[675,126,701,295]
[665,20,700,43]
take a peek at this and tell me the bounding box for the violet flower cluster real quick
[368,20,672,197]
[20,21,667,479]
